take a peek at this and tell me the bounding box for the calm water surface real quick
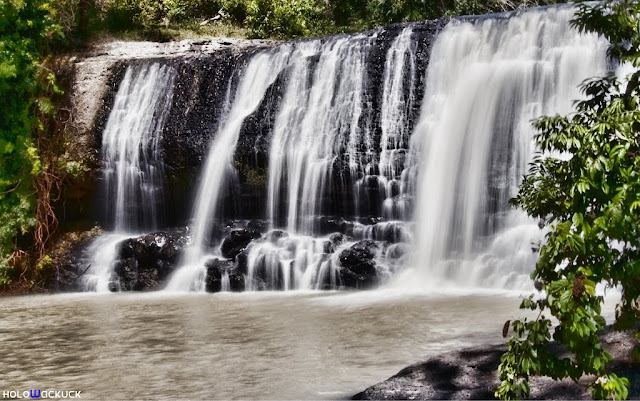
[1,291,526,399]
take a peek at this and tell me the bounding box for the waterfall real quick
[266,33,376,233]
[401,6,608,290]
[376,27,417,221]
[100,64,175,232]
[165,47,293,291]
[88,5,613,294]
[85,63,176,292]
[238,29,428,291]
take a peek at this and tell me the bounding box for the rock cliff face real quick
[52,20,449,293]
[61,38,276,228]
[63,21,447,231]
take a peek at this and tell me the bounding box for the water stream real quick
[85,63,176,291]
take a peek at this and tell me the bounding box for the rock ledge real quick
[354,328,639,400]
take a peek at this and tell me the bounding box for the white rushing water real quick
[100,63,175,232]
[168,30,419,291]
[266,33,376,233]
[240,30,417,291]
[376,27,417,221]
[165,6,612,293]
[166,48,293,291]
[399,7,608,290]
[85,63,176,291]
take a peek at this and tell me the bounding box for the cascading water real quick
[90,5,612,294]
[400,6,608,290]
[248,34,379,291]
[375,26,417,221]
[165,47,293,291]
[266,33,375,233]
[168,30,418,291]
[85,63,176,292]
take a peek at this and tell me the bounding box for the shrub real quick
[496,1,640,399]
[245,0,322,38]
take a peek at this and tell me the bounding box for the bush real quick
[496,1,640,399]
[367,0,436,23]
[0,0,63,284]
[245,0,322,38]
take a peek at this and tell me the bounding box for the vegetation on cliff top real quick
[497,0,640,399]
[58,0,561,42]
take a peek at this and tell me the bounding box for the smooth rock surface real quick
[354,327,640,400]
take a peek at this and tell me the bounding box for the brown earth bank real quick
[354,327,639,400]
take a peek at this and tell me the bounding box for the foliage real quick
[446,0,556,17]
[496,1,640,399]
[100,0,322,39]
[367,0,437,24]
[245,0,321,39]
[0,0,63,284]
[73,0,566,41]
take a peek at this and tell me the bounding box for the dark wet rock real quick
[220,229,261,259]
[228,273,246,292]
[236,250,249,275]
[204,258,234,292]
[110,231,189,291]
[358,216,383,226]
[338,240,379,289]
[341,240,378,263]
[204,257,247,292]
[316,216,355,235]
[41,229,103,292]
[323,240,333,254]
[354,327,640,400]
[247,219,269,232]
[266,230,288,243]
[329,232,349,247]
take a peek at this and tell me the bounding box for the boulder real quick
[322,240,333,254]
[220,229,261,259]
[354,327,640,400]
[236,250,249,275]
[204,257,247,293]
[110,231,189,291]
[228,273,246,292]
[204,258,234,292]
[338,240,379,289]
[247,219,269,232]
